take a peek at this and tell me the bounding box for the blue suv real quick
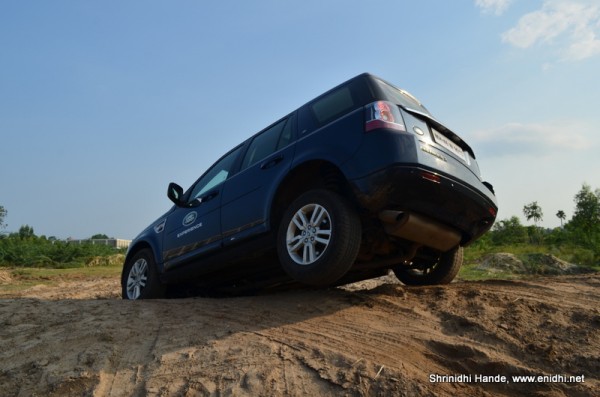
[122,73,498,299]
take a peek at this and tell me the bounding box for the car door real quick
[162,146,243,270]
[220,115,296,245]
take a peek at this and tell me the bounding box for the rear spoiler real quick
[402,107,476,160]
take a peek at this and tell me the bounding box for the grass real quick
[1,243,598,293]
[460,242,600,281]
[0,264,122,294]
[458,264,520,281]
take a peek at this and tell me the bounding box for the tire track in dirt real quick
[0,274,598,396]
[93,304,164,397]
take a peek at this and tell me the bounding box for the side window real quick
[241,119,288,170]
[298,86,355,136]
[311,86,354,124]
[189,146,242,200]
[277,113,295,150]
[298,106,317,136]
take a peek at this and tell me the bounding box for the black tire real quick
[276,189,361,287]
[393,246,463,286]
[121,248,166,299]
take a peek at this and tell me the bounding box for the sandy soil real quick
[0,272,598,397]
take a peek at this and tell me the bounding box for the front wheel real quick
[277,189,361,287]
[122,248,166,299]
[393,246,463,286]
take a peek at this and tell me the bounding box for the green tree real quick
[566,184,600,250]
[90,234,109,239]
[523,201,543,226]
[0,205,6,230]
[17,225,36,239]
[556,210,566,227]
[523,202,544,244]
[570,183,600,234]
[490,216,528,245]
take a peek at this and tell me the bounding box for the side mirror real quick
[167,182,184,206]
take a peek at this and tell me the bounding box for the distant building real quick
[67,238,131,249]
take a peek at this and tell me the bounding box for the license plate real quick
[432,129,466,162]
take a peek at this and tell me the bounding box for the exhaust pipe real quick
[379,210,461,252]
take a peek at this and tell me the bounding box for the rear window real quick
[311,86,355,124]
[374,78,431,116]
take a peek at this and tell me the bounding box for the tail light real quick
[365,101,406,132]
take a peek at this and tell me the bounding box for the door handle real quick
[260,155,284,170]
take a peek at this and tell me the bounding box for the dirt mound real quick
[477,253,581,275]
[0,273,599,396]
[477,253,527,273]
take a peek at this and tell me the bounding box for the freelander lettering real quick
[420,145,447,162]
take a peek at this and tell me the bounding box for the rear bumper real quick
[349,164,497,245]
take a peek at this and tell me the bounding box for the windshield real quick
[374,78,432,117]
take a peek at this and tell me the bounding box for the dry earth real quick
[0,271,599,397]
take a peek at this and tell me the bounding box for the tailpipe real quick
[379,210,461,252]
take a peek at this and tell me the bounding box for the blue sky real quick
[1,0,599,239]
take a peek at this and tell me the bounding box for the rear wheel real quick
[122,249,166,299]
[277,189,361,286]
[393,246,463,286]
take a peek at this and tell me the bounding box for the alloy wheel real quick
[126,258,148,299]
[285,203,332,265]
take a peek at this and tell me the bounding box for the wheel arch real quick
[269,160,356,230]
[123,240,163,277]
[275,187,363,286]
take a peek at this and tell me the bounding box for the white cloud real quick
[475,0,513,16]
[501,0,600,61]
[564,29,600,60]
[471,120,592,157]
